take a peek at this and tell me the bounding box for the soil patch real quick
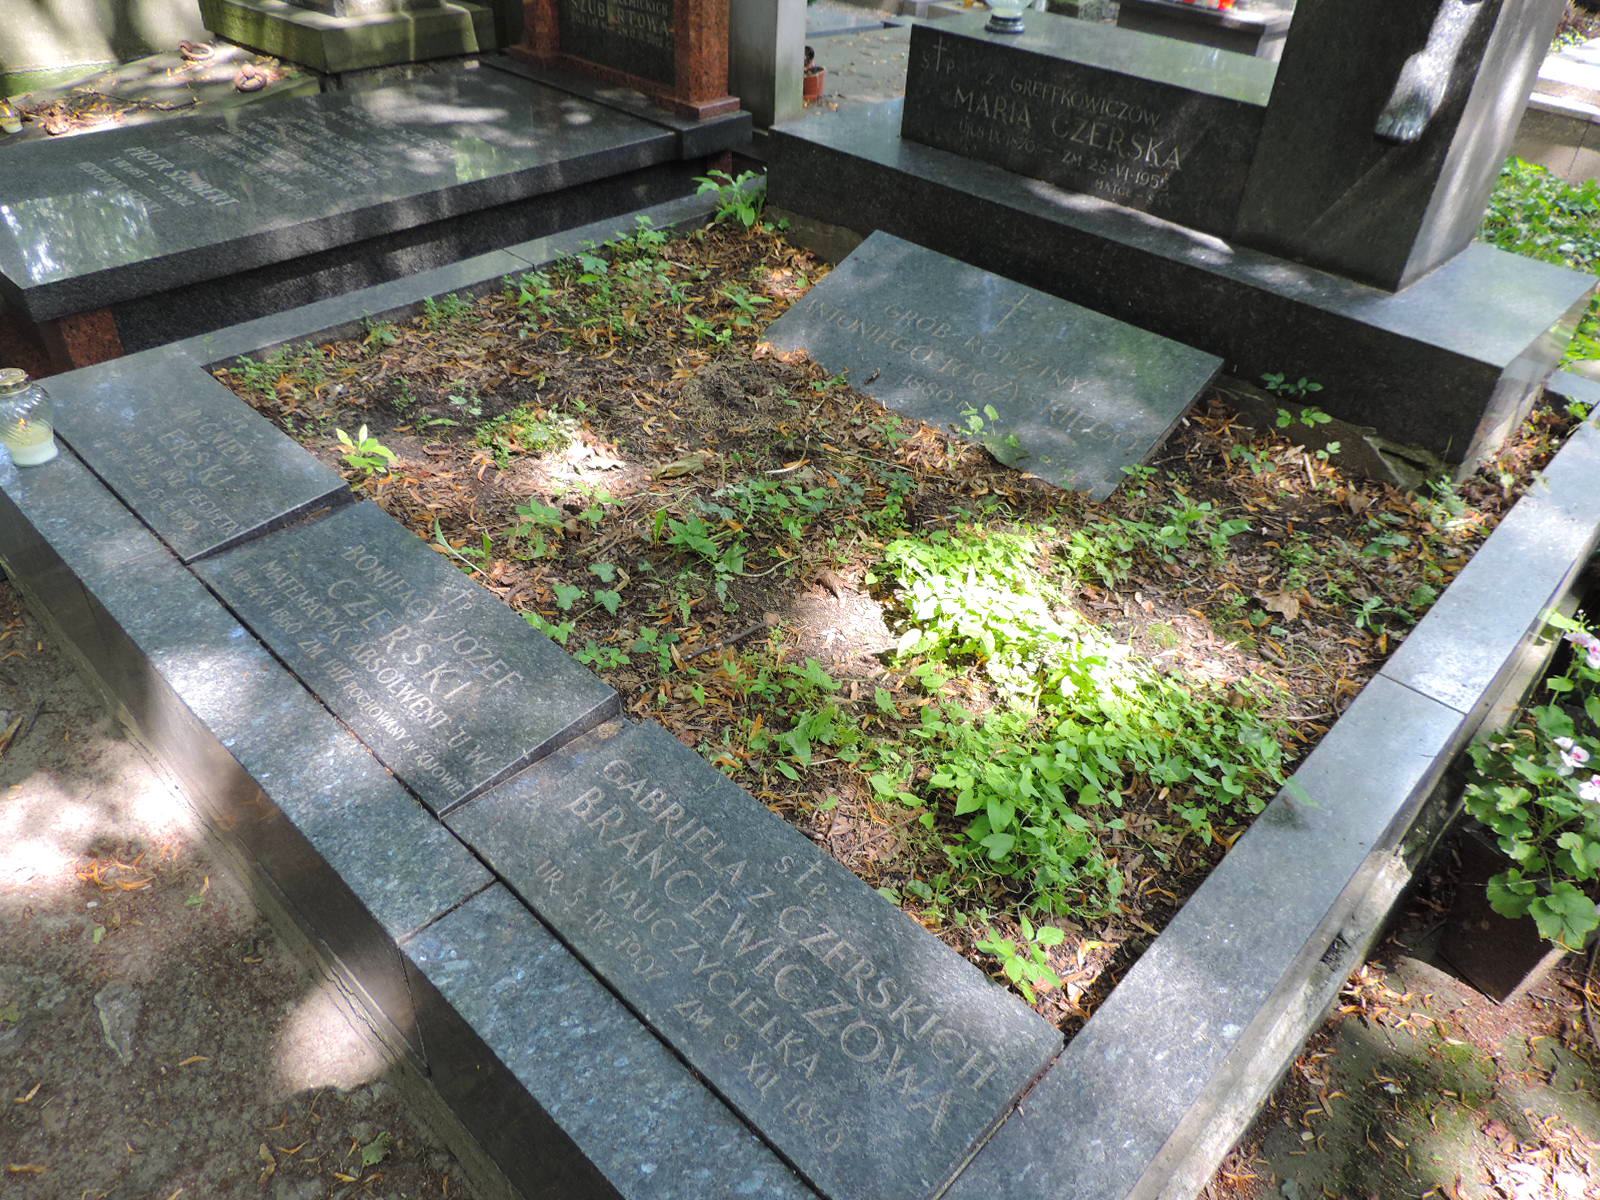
[214,215,1576,1031]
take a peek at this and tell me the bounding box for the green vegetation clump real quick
[1482,158,1600,364]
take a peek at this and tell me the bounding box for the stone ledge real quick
[12,189,1600,1200]
[201,0,498,74]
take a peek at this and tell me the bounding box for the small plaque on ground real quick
[763,232,1220,499]
[194,502,617,813]
[448,721,1062,1200]
[52,363,348,563]
[558,0,678,85]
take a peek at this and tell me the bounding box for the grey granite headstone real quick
[193,501,618,813]
[900,14,1272,235]
[1236,0,1568,290]
[762,231,1220,499]
[558,0,678,86]
[448,721,1062,1200]
[0,68,675,322]
[48,349,349,563]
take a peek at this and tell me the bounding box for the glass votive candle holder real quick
[0,369,59,467]
[987,3,1027,34]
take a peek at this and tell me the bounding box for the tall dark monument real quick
[1237,0,1567,290]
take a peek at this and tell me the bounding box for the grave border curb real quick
[8,179,1600,1200]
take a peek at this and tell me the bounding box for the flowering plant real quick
[1462,613,1600,951]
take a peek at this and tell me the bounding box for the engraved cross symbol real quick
[929,35,954,74]
[992,293,1032,332]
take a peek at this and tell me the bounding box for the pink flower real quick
[1565,630,1600,669]
[1580,775,1600,804]
[1557,737,1592,771]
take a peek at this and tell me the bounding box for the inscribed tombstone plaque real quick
[48,355,349,563]
[900,15,1273,233]
[510,0,739,118]
[193,502,618,813]
[763,233,1221,499]
[0,69,677,327]
[447,720,1062,1200]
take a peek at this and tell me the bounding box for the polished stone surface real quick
[1236,0,1568,290]
[1380,417,1600,716]
[559,0,678,85]
[901,15,1270,234]
[768,100,1597,469]
[46,347,349,562]
[0,441,489,1059]
[764,231,1218,499]
[404,885,817,1199]
[0,446,161,666]
[193,501,618,813]
[448,720,1061,1200]
[483,53,752,159]
[943,673,1474,1200]
[107,157,703,352]
[1115,0,1291,60]
[199,0,496,75]
[0,68,675,322]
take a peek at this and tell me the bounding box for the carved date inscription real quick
[448,721,1062,1200]
[559,0,677,86]
[900,24,1265,233]
[56,375,346,563]
[762,232,1220,500]
[194,502,617,812]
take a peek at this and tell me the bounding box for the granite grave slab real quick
[560,0,678,86]
[900,14,1272,235]
[404,884,817,1199]
[193,501,618,813]
[198,0,497,75]
[761,231,1221,499]
[0,67,676,324]
[46,348,349,563]
[447,720,1062,1200]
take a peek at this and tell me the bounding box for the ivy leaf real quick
[1529,884,1600,951]
[593,589,622,616]
[553,583,584,611]
[359,1132,392,1168]
[1486,869,1536,919]
[980,832,1016,860]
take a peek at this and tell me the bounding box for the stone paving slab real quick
[448,719,1061,1200]
[404,884,819,1199]
[48,345,350,562]
[194,500,618,813]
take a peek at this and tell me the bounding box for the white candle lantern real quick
[0,369,59,468]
